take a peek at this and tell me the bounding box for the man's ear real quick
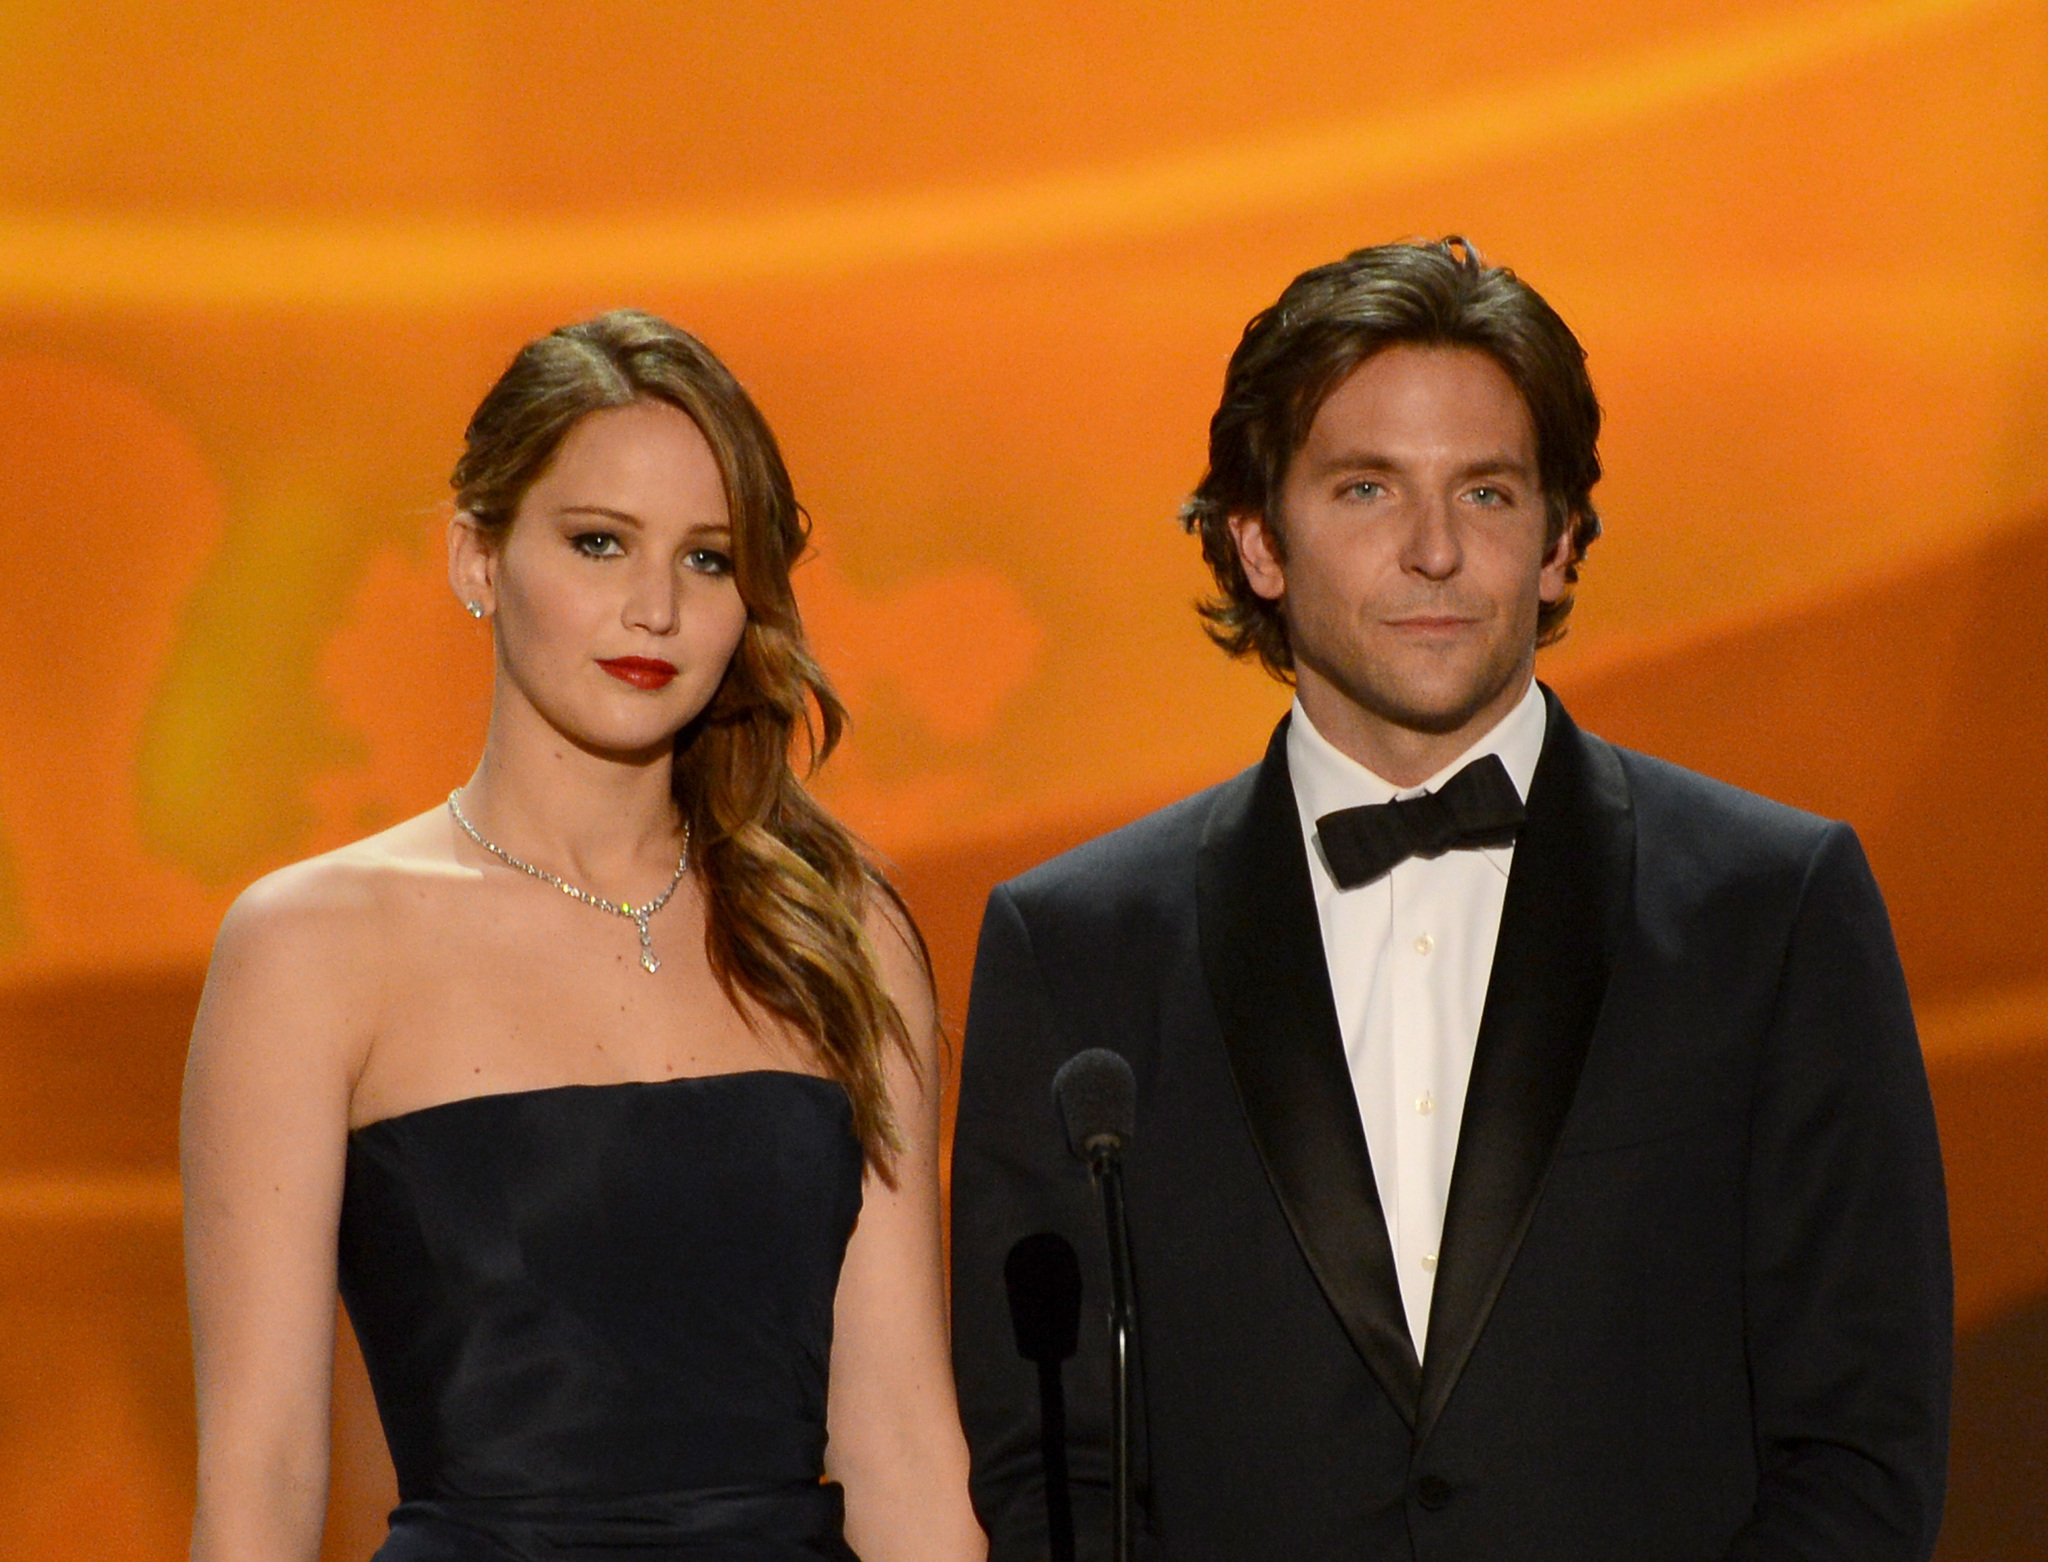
[1537,513,1577,605]
[448,511,498,619]
[1227,512,1287,602]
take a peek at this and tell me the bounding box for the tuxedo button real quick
[1415,1474,1454,1510]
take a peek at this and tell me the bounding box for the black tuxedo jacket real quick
[950,692,1950,1562]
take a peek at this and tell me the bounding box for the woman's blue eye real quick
[686,548,735,576]
[571,532,624,558]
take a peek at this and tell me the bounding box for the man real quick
[949,238,1950,1561]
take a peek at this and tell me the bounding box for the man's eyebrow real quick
[1455,455,1537,480]
[1302,450,1535,478]
[1301,449,1398,476]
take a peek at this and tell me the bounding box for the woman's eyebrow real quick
[557,504,641,525]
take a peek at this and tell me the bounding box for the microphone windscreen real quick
[1052,1047,1136,1161]
[1004,1231,1083,1364]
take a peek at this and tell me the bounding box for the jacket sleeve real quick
[1726,823,1952,1561]
[950,883,1131,1562]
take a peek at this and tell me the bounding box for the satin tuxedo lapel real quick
[1196,719,1422,1424]
[1416,688,1635,1446]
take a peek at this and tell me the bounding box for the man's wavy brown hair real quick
[452,309,922,1176]
[1180,237,1603,678]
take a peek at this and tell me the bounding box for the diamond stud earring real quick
[465,600,485,619]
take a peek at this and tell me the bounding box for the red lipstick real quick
[597,656,678,690]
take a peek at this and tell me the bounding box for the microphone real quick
[1053,1048,1136,1168]
[1051,1049,1138,1562]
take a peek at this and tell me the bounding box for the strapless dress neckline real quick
[339,1067,864,1560]
[350,1068,848,1135]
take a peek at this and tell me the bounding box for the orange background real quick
[1,0,2044,1555]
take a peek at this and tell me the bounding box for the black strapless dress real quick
[337,1072,865,1561]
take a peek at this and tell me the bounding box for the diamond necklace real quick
[447,789,690,974]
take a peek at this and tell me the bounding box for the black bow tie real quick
[1314,754,1527,890]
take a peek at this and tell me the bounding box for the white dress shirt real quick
[1286,679,1547,1358]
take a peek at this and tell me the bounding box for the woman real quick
[182,311,987,1562]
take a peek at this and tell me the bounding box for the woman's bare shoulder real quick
[182,815,474,1248]
[208,806,464,1004]
[860,873,941,1072]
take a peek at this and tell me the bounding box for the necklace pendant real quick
[447,791,689,977]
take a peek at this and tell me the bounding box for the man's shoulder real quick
[997,765,1256,923]
[1601,735,1846,879]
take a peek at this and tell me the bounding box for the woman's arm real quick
[826,898,987,1562]
[183,866,379,1562]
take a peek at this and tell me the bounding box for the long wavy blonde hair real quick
[452,309,921,1174]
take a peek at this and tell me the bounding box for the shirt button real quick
[1413,933,1434,955]
[1416,1091,1435,1116]
[1420,1252,1437,1272]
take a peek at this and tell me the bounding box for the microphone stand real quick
[1003,1232,1080,1562]
[1087,1140,1135,1562]
[1053,1046,1140,1562]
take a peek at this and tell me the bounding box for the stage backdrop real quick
[1,1,2044,1556]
